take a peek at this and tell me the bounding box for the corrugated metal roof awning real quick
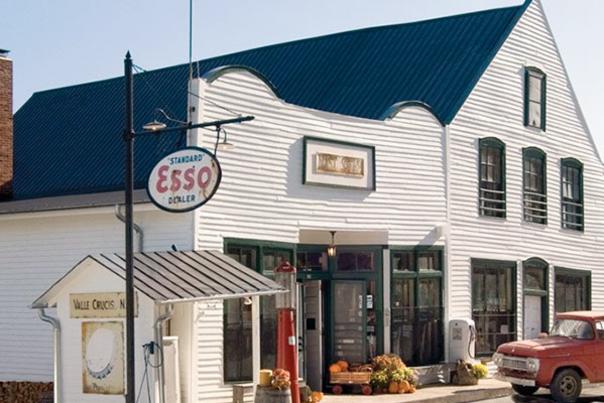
[31,250,287,308]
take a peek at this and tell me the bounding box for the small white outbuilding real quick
[30,250,286,403]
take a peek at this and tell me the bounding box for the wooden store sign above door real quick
[147,147,222,213]
[303,136,376,190]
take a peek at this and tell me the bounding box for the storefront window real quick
[225,242,294,379]
[555,268,590,313]
[297,251,327,272]
[392,251,413,272]
[337,251,375,272]
[391,249,443,366]
[472,260,516,356]
[224,246,256,382]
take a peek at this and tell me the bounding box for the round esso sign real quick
[147,147,222,212]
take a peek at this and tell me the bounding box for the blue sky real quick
[2,0,603,153]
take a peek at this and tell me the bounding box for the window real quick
[524,67,546,130]
[224,246,256,382]
[224,241,294,381]
[472,259,516,356]
[561,158,584,231]
[336,251,375,272]
[479,138,506,218]
[523,148,547,224]
[391,249,443,366]
[555,268,591,313]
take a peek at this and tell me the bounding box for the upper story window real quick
[479,137,506,218]
[523,147,547,224]
[524,67,546,130]
[561,158,584,231]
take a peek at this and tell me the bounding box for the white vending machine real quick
[449,318,476,362]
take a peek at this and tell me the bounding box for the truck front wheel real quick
[550,368,582,403]
[511,384,539,396]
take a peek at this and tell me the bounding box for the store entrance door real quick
[303,280,323,391]
[331,280,367,364]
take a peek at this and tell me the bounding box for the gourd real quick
[388,381,399,394]
[336,360,349,371]
[398,380,410,393]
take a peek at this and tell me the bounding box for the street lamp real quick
[123,52,253,403]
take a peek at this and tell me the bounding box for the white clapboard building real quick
[0,0,602,401]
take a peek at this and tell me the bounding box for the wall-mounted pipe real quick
[155,303,174,403]
[38,308,61,403]
[115,204,144,252]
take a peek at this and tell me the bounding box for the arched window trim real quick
[478,137,506,218]
[560,157,584,231]
[522,147,547,224]
[524,66,547,131]
[524,257,548,269]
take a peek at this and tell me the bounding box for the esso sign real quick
[147,147,222,212]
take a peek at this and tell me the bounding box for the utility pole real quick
[124,51,136,403]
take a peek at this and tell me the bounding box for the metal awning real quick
[31,250,287,308]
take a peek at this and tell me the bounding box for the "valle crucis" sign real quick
[147,147,222,213]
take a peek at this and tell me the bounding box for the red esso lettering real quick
[156,165,169,193]
[155,165,213,194]
[170,169,182,192]
[183,167,195,191]
[197,166,212,189]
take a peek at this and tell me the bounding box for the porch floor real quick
[322,378,511,403]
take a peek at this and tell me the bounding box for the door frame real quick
[297,244,384,386]
[522,258,549,338]
[330,279,368,365]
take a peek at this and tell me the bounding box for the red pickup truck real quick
[493,311,604,402]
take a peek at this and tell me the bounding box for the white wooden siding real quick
[447,0,604,338]
[191,71,447,400]
[0,207,193,381]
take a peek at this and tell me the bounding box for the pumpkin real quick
[336,360,349,371]
[388,381,399,394]
[398,380,410,393]
[329,364,342,374]
[311,391,324,402]
[407,385,416,393]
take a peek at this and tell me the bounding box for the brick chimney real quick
[0,49,12,199]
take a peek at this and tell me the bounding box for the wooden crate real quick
[329,371,371,385]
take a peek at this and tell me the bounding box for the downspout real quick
[155,303,174,403]
[38,308,61,403]
[115,204,144,252]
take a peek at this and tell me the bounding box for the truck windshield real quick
[551,319,594,340]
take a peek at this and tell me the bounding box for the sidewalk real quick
[322,379,512,403]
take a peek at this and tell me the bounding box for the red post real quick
[275,261,300,403]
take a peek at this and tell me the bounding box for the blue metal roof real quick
[12,2,530,200]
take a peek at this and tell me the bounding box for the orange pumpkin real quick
[407,385,416,393]
[311,391,324,402]
[398,380,410,393]
[336,360,349,371]
[388,381,399,394]
[329,364,342,374]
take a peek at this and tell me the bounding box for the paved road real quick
[482,385,604,402]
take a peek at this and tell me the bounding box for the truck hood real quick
[497,336,583,358]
